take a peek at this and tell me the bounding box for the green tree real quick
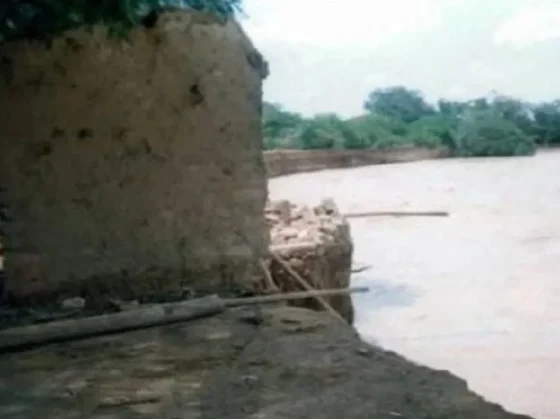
[347,114,407,144]
[488,95,536,138]
[470,97,491,111]
[364,86,435,123]
[453,109,536,157]
[532,101,560,146]
[262,102,304,142]
[290,114,363,149]
[312,113,367,149]
[407,115,457,148]
[298,120,335,149]
[437,99,468,117]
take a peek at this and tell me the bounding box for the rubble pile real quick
[263,198,354,323]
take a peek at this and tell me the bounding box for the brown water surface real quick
[269,150,560,419]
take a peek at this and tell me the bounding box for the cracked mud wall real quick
[0,11,269,302]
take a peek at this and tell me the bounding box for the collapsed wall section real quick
[0,11,269,303]
[263,199,355,323]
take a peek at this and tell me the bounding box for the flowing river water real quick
[268,150,560,419]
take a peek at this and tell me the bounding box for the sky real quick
[239,0,560,118]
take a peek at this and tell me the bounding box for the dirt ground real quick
[0,305,532,419]
[269,149,560,419]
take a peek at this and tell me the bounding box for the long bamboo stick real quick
[0,295,225,352]
[269,251,348,325]
[344,211,449,218]
[259,259,280,293]
[225,286,368,307]
[0,287,369,352]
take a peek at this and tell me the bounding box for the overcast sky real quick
[239,0,560,117]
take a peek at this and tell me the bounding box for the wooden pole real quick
[224,286,369,307]
[0,287,369,352]
[259,259,280,293]
[0,295,225,352]
[269,242,318,254]
[344,211,449,218]
[269,251,348,325]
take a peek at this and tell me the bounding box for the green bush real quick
[284,113,366,150]
[297,122,336,149]
[453,110,536,157]
[312,114,365,149]
[261,86,556,157]
[341,133,370,149]
[262,100,540,157]
[407,115,457,148]
[372,135,410,149]
[0,0,242,43]
[262,102,303,142]
[346,114,407,147]
[532,101,560,146]
[406,132,443,149]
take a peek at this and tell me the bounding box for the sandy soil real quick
[0,306,531,419]
[269,149,560,419]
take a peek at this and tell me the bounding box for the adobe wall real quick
[264,146,451,177]
[0,11,269,303]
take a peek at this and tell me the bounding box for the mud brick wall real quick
[0,11,269,303]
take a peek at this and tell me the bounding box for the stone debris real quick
[266,199,350,248]
[267,199,292,224]
[264,199,354,323]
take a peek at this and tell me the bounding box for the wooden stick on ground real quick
[344,211,449,218]
[225,286,369,307]
[98,395,162,409]
[269,251,348,325]
[0,287,369,352]
[259,259,280,293]
[0,295,225,352]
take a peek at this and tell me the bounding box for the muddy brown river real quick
[269,150,560,419]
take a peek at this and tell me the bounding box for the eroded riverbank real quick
[0,306,532,419]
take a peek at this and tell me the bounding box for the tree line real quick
[263,86,560,157]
